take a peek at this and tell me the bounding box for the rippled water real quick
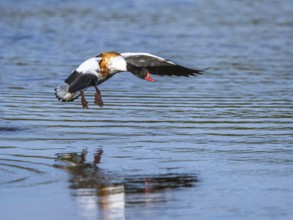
[1,0,293,219]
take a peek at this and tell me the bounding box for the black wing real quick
[65,70,82,84]
[68,73,98,93]
[122,52,208,77]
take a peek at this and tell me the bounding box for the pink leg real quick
[80,90,88,109]
[94,86,104,107]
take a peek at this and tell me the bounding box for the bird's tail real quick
[55,83,79,102]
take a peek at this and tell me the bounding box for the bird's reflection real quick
[55,149,198,220]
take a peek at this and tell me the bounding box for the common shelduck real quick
[55,52,208,108]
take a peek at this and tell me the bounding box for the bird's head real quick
[127,64,156,82]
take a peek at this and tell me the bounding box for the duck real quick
[55,52,209,108]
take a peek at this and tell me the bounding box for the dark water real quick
[1,0,293,219]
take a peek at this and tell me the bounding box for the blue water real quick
[0,0,293,219]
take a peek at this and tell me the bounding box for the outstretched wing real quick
[65,57,101,93]
[122,52,208,77]
[68,73,98,93]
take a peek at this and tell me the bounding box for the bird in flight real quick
[55,52,209,108]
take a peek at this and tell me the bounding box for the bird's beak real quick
[144,73,156,82]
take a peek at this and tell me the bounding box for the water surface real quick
[0,0,293,219]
